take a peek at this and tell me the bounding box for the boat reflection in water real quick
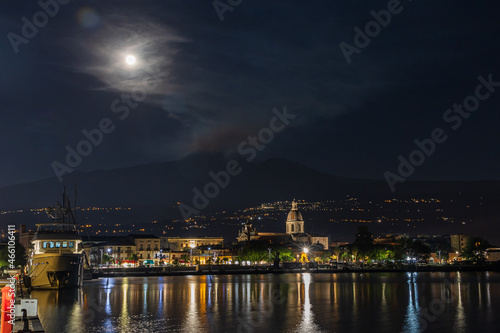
[31,272,499,333]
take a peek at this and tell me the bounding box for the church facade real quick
[236,200,329,250]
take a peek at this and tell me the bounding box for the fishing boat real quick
[25,192,84,289]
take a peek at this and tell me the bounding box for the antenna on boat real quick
[74,185,77,224]
[63,186,66,206]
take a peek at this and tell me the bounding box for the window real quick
[69,241,74,248]
[43,242,48,248]
[49,242,54,248]
[62,242,68,248]
[55,242,61,248]
[291,225,294,232]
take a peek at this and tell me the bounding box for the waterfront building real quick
[485,248,500,262]
[83,234,162,266]
[82,236,136,266]
[161,236,224,251]
[160,236,227,265]
[186,248,237,265]
[450,234,470,254]
[129,234,161,265]
[416,234,451,253]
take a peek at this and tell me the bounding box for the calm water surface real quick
[30,272,500,333]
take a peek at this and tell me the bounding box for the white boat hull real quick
[28,253,84,289]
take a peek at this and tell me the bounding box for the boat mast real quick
[63,187,67,223]
[74,185,77,225]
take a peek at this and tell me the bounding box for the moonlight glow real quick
[125,55,136,65]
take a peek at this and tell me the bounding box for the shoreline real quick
[91,264,500,278]
[3,264,498,288]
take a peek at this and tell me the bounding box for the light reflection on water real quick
[402,272,421,333]
[290,273,325,333]
[28,272,500,333]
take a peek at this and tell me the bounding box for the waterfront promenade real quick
[92,262,500,278]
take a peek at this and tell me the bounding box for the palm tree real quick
[351,246,359,263]
[102,254,113,265]
[461,237,491,262]
[128,253,138,267]
[180,253,190,265]
[320,251,332,264]
[332,247,341,263]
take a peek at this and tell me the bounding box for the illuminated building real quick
[236,200,329,249]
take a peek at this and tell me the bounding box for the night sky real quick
[2,1,500,188]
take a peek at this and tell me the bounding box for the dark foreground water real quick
[30,271,500,333]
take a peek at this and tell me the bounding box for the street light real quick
[107,248,111,272]
[302,247,310,268]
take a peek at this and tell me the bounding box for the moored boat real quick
[25,192,84,289]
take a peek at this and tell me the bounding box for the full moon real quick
[125,55,136,65]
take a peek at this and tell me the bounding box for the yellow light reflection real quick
[119,280,130,329]
[182,282,202,332]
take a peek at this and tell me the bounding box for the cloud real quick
[187,125,254,153]
[70,14,187,95]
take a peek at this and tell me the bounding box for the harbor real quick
[2,194,500,332]
[1,271,500,333]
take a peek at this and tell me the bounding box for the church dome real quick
[287,210,303,222]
